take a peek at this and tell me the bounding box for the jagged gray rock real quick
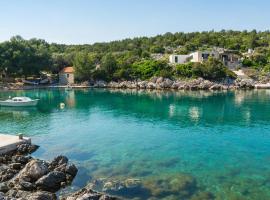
[17,160,49,182]
[36,171,66,192]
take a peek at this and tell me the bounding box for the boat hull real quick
[0,100,38,107]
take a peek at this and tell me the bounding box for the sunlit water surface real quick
[1,89,270,200]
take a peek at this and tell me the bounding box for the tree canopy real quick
[0,30,270,81]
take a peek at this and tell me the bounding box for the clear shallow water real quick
[1,89,270,199]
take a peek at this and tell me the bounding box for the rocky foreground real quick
[0,143,218,200]
[0,143,115,200]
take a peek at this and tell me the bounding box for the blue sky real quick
[0,0,269,44]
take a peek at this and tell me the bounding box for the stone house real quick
[59,67,74,85]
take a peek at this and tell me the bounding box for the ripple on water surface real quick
[1,89,270,199]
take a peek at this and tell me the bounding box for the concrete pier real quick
[0,134,31,155]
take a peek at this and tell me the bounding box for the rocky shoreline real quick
[0,77,260,91]
[93,77,255,90]
[0,143,115,200]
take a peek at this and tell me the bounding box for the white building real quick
[169,55,191,64]
[169,51,219,64]
[169,49,240,68]
[189,51,219,62]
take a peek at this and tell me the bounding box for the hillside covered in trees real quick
[0,30,270,82]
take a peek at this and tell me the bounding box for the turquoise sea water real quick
[1,89,270,199]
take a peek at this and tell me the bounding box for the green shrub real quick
[175,63,193,78]
[150,45,165,54]
[263,64,270,73]
[92,69,108,81]
[132,60,168,80]
[113,68,132,80]
[192,58,236,80]
[156,69,173,79]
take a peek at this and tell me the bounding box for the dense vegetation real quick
[175,58,236,80]
[0,30,270,81]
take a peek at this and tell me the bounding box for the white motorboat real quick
[0,97,39,107]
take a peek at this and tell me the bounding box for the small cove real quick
[1,89,270,199]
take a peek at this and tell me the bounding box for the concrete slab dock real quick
[0,134,31,155]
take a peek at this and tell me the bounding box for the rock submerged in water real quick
[141,173,216,200]
[62,188,117,200]
[0,143,216,200]
[81,175,216,200]
[144,173,197,198]
[88,178,143,195]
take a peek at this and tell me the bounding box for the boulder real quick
[50,156,68,168]
[10,163,22,170]
[0,192,4,199]
[64,187,117,200]
[144,173,197,198]
[156,77,164,84]
[6,189,32,199]
[178,84,185,90]
[36,171,66,192]
[18,160,49,182]
[131,82,138,89]
[18,180,36,191]
[124,178,141,189]
[54,164,67,173]
[12,155,31,164]
[94,81,107,88]
[147,82,156,89]
[103,181,124,192]
[6,190,56,200]
[138,81,147,89]
[150,77,158,83]
[65,164,78,178]
[1,166,20,182]
[163,78,174,88]
[0,182,9,193]
[171,82,180,89]
[17,144,39,154]
[210,84,222,90]
[89,178,142,196]
[235,78,255,89]
[27,191,57,200]
[199,80,213,90]
[49,155,69,172]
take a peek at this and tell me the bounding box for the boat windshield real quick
[11,97,31,101]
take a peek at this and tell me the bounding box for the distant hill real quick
[0,30,269,81]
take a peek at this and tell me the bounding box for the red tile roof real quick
[60,67,74,73]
